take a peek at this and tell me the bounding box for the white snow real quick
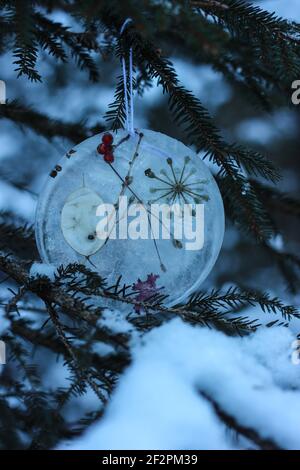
[100,309,134,335]
[59,318,300,450]
[29,262,57,281]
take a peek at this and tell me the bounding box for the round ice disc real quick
[35,129,225,305]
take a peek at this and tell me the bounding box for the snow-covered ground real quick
[60,319,300,450]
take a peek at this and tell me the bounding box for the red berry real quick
[104,152,114,163]
[97,143,107,154]
[102,132,114,145]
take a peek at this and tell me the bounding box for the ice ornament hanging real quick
[35,129,225,305]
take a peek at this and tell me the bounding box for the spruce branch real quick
[10,319,128,375]
[200,391,282,450]
[251,180,300,219]
[0,100,104,142]
[264,243,300,294]
[188,287,300,322]
[191,0,298,39]
[33,12,100,81]
[45,301,107,403]
[191,1,229,10]
[1,250,298,338]
[8,0,41,81]
[0,3,101,81]
[105,74,128,131]
[5,285,26,315]
[218,173,277,241]
[191,0,300,85]
[51,264,260,334]
[0,211,37,259]
[0,251,129,350]
[143,0,293,103]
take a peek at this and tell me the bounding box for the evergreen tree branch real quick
[8,0,41,81]
[0,211,37,259]
[200,391,282,450]
[45,301,107,403]
[191,0,300,85]
[1,249,298,338]
[0,251,129,350]
[187,287,300,321]
[0,100,104,142]
[251,180,300,218]
[33,12,100,81]
[191,0,298,39]
[263,243,300,294]
[11,319,128,375]
[0,2,101,81]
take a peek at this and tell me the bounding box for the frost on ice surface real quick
[29,262,57,281]
[59,319,300,450]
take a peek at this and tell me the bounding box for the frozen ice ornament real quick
[35,129,224,305]
[35,17,224,305]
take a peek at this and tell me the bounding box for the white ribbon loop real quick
[120,18,134,135]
